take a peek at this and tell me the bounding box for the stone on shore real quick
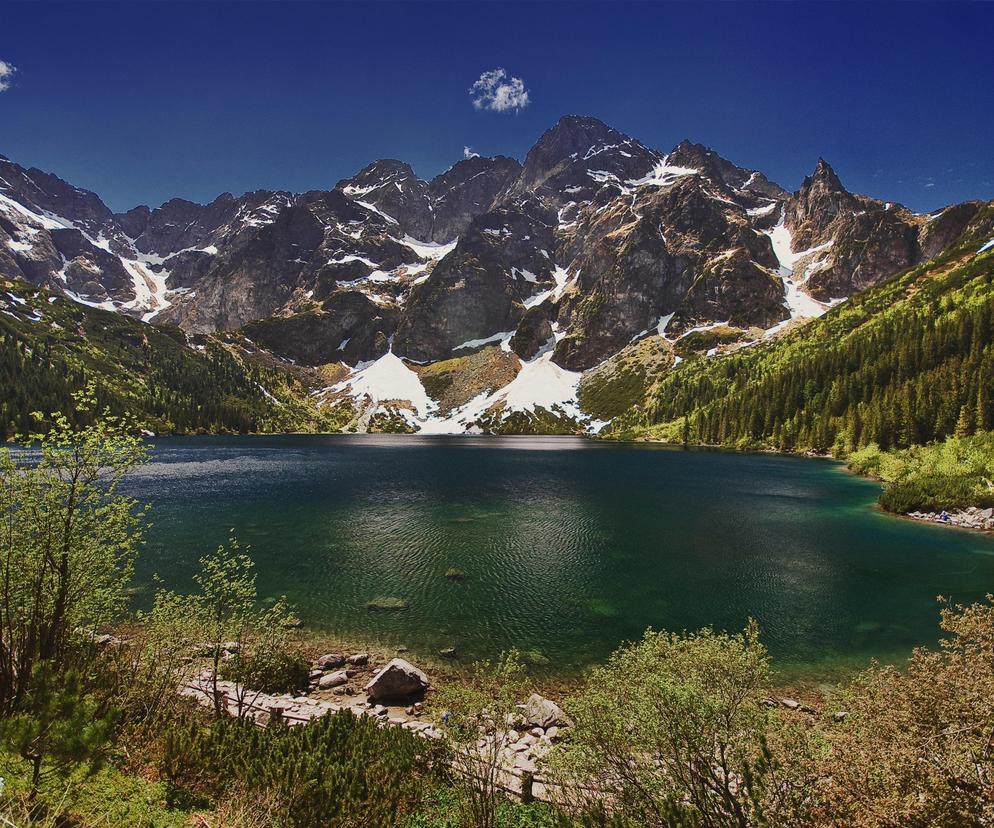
[347,652,369,666]
[319,670,349,689]
[364,658,430,703]
[520,693,571,729]
[317,653,345,669]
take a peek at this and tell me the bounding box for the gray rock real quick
[316,653,345,669]
[520,693,571,729]
[347,652,369,666]
[319,670,349,689]
[364,658,430,703]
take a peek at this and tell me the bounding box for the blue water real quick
[123,435,994,675]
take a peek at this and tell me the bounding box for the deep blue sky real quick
[2,2,991,213]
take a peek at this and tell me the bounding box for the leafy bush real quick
[221,642,310,695]
[551,623,815,828]
[861,431,994,513]
[878,473,992,513]
[816,596,994,826]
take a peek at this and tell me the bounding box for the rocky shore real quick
[179,650,571,802]
[906,506,994,532]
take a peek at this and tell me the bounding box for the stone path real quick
[179,669,566,803]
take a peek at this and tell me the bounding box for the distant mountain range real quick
[2,115,992,435]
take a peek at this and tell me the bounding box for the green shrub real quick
[220,643,310,695]
[162,709,447,828]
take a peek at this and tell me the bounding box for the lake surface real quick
[125,435,994,677]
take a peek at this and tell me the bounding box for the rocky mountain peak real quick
[512,115,660,202]
[0,155,113,231]
[667,140,787,200]
[805,158,846,194]
[337,159,420,193]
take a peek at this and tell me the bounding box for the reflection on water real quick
[125,435,994,673]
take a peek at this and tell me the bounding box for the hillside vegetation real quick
[0,278,333,438]
[611,208,994,457]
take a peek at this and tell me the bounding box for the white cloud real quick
[0,61,16,92]
[469,68,530,113]
[463,146,480,159]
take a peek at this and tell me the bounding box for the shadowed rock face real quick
[551,174,785,370]
[426,155,522,242]
[337,160,433,240]
[0,119,988,385]
[335,155,522,244]
[392,204,557,363]
[511,115,661,204]
[243,291,398,366]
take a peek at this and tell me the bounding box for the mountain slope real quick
[607,205,994,452]
[0,277,334,439]
[1,116,991,436]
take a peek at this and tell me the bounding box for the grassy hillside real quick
[610,206,994,456]
[0,277,333,438]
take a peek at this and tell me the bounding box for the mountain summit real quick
[1,116,989,434]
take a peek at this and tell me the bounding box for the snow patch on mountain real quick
[764,217,835,321]
[628,158,698,188]
[333,350,437,418]
[418,348,583,434]
[400,235,457,261]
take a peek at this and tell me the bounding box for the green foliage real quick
[0,752,187,828]
[0,278,330,439]
[437,650,529,828]
[404,786,559,828]
[162,709,446,828]
[159,537,301,718]
[816,596,994,826]
[672,325,748,358]
[0,394,146,712]
[552,623,814,828]
[0,662,118,803]
[849,431,994,513]
[222,641,310,696]
[101,586,207,740]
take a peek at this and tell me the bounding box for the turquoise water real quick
[126,435,994,675]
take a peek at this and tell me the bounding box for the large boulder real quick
[364,658,429,703]
[520,693,571,729]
